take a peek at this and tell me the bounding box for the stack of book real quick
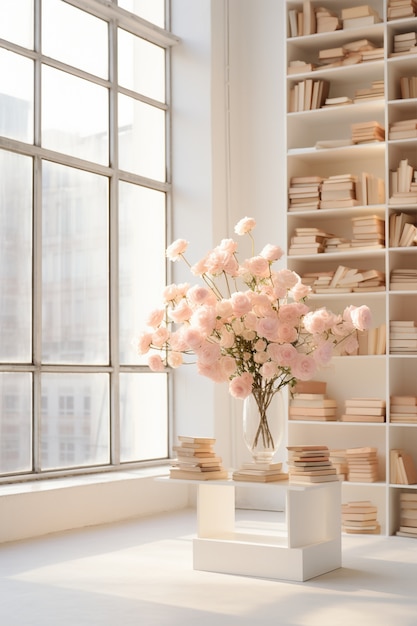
[396,492,417,538]
[390,395,417,423]
[390,268,417,290]
[170,436,228,480]
[287,60,317,75]
[287,445,339,484]
[351,121,385,144]
[356,171,385,205]
[342,501,380,534]
[320,174,358,209]
[351,214,386,250]
[323,95,353,107]
[389,320,417,354]
[389,159,417,204]
[388,0,417,21]
[232,462,288,483]
[389,212,417,247]
[288,391,338,421]
[288,227,332,255]
[340,397,386,423]
[353,80,384,103]
[329,449,348,480]
[390,448,417,484]
[341,4,382,29]
[288,1,341,37]
[315,6,340,33]
[391,31,417,56]
[357,323,387,356]
[300,265,385,293]
[389,119,417,140]
[288,79,330,112]
[288,175,323,211]
[400,75,417,99]
[346,446,379,482]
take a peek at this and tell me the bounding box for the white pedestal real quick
[158,477,341,582]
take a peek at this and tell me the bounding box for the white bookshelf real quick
[284,0,417,537]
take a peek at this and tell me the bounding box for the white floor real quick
[1,507,417,626]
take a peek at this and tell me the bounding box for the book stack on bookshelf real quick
[300,265,385,293]
[353,80,384,103]
[346,446,379,482]
[232,462,288,483]
[288,227,333,255]
[396,493,417,538]
[287,445,339,484]
[400,75,417,99]
[315,6,340,33]
[356,171,385,205]
[342,501,381,534]
[287,60,317,75]
[288,79,330,112]
[388,0,417,21]
[320,174,358,210]
[390,449,417,484]
[288,175,323,211]
[170,436,228,480]
[329,449,349,480]
[289,390,338,421]
[389,320,417,354]
[340,397,386,423]
[341,4,382,29]
[389,119,417,140]
[389,159,417,204]
[391,31,417,56]
[390,395,417,423]
[323,235,352,252]
[351,121,385,144]
[389,212,417,247]
[390,268,417,290]
[351,215,386,251]
[288,2,340,37]
[323,95,353,107]
[357,322,387,355]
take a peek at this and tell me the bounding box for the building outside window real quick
[0,0,177,480]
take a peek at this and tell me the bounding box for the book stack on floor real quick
[351,215,386,252]
[329,449,349,480]
[390,449,417,484]
[353,80,384,103]
[289,391,337,422]
[396,493,417,538]
[342,501,380,534]
[390,395,417,423]
[341,4,382,29]
[288,227,333,255]
[287,445,339,484]
[340,397,386,423]
[346,447,379,482]
[389,320,417,354]
[388,0,417,20]
[351,121,385,144]
[390,268,417,290]
[288,176,323,211]
[391,32,417,56]
[232,462,288,483]
[170,436,228,480]
[320,174,358,210]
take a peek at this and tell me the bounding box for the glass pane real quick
[0,0,34,49]
[118,94,165,181]
[119,182,165,364]
[0,373,32,475]
[118,0,165,27]
[42,0,108,79]
[118,29,165,102]
[41,373,109,470]
[42,66,109,165]
[0,150,32,362]
[42,162,109,364]
[120,372,168,462]
[0,49,34,143]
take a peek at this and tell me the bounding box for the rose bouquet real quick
[138,217,372,456]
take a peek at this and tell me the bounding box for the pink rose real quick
[277,322,297,343]
[220,355,237,378]
[220,328,235,349]
[279,302,307,325]
[340,334,359,355]
[169,300,193,323]
[148,354,165,372]
[219,238,238,254]
[291,354,317,381]
[183,327,204,350]
[146,308,165,328]
[196,341,221,365]
[190,305,217,336]
[347,305,372,332]
[191,256,209,276]
[229,372,254,399]
[152,327,169,347]
[166,238,188,261]
[244,256,270,278]
[303,308,338,335]
[197,361,229,383]
[274,268,299,290]
[260,244,284,262]
[169,328,188,352]
[162,283,180,303]
[217,299,234,318]
[260,361,278,380]
[257,315,280,341]
[290,281,311,302]
[234,216,256,236]
[312,340,333,366]
[231,292,252,316]
[137,331,153,355]
[268,342,297,366]
[206,249,239,276]
[243,311,258,331]
[168,351,183,368]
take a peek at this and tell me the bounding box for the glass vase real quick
[242,390,285,464]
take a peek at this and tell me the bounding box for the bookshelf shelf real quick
[285,0,417,539]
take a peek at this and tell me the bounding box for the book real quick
[289,473,339,483]
[178,436,216,444]
[169,468,228,480]
[232,471,288,483]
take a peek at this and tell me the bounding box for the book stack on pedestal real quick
[389,320,417,354]
[340,397,386,423]
[390,395,417,423]
[232,462,288,483]
[390,449,417,484]
[346,447,379,482]
[351,121,385,144]
[289,391,337,422]
[170,436,228,480]
[396,493,417,538]
[342,501,380,534]
[329,449,349,480]
[287,445,339,484]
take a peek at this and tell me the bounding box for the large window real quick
[0,0,177,479]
